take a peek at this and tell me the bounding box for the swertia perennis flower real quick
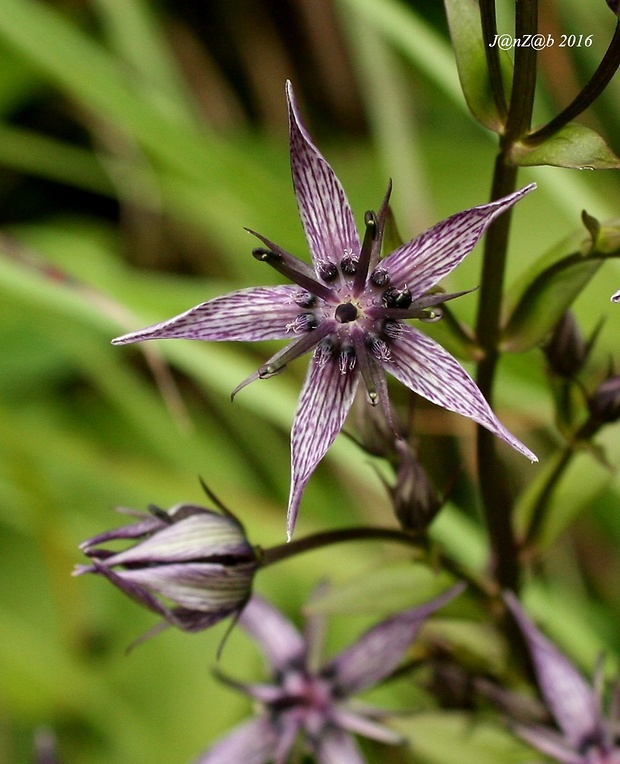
[74,503,257,632]
[113,81,537,538]
[195,583,465,764]
[505,592,620,764]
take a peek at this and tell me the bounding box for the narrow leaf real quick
[444,0,512,132]
[501,215,620,352]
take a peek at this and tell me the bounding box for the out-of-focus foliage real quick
[0,0,619,762]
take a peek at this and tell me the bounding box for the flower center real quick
[334,302,358,324]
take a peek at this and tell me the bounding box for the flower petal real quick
[382,185,535,299]
[112,285,302,345]
[239,594,307,672]
[314,729,366,764]
[512,723,583,764]
[100,513,254,566]
[385,326,537,461]
[118,561,256,611]
[193,717,279,764]
[326,583,465,695]
[504,592,601,750]
[287,354,360,538]
[331,706,404,745]
[286,80,361,271]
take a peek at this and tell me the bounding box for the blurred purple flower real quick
[612,289,620,303]
[74,503,257,632]
[505,592,620,764]
[196,583,464,764]
[113,81,537,538]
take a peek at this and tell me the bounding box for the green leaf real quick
[514,427,620,553]
[444,0,512,132]
[512,123,620,169]
[501,213,620,352]
[303,561,458,616]
[392,712,532,764]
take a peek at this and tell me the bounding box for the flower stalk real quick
[475,0,540,594]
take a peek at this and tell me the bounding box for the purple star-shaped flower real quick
[113,81,537,538]
[505,592,620,764]
[195,583,464,764]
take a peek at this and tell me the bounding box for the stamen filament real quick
[352,210,378,296]
[246,228,334,301]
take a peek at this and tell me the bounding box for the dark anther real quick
[383,286,412,309]
[340,255,358,275]
[335,302,358,324]
[382,319,402,339]
[299,313,318,331]
[370,267,390,287]
[318,261,339,282]
[252,247,280,262]
[294,290,317,308]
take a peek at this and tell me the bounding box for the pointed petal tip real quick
[111,332,134,345]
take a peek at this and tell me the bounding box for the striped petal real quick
[112,285,302,345]
[315,730,366,764]
[326,583,464,695]
[382,185,535,299]
[118,561,256,611]
[194,717,279,764]
[287,354,360,539]
[238,595,306,672]
[384,325,537,461]
[286,80,361,271]
[505,592,601,750]
[512,723,583,764]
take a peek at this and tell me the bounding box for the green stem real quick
[260,526,423,566]
[480,0,508,120]
[260,526,498,599]
[522,445,574,551]
[522,416,601,549]
[474,0,539,594]
[526,21,620,145]
[504,0,539,144]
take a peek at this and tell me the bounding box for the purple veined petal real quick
[118,561,256,610]
[273,716,303,764]
[382,185,536,299]
[327,583,465,695]
[385,325,538,462]
[286,80,361,271]
[504,592,601,750]
[193,716,279,764]
[85,560,177,620]
[611,289,620,303]
[512,723,583,764]
[287,353,360,539]
[238,595,307,672]
[100,513,253,566]
[331,706,404,745]
[112,285,303,345]
[78,515,164,553]
[314,729,366,764]
[214,670,288,705]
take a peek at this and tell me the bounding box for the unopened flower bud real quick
[588,374,620,424]
[389,440,443,532]
[543,312,588,379]
[74,503,258,632]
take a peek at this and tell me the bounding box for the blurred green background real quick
[1,0,620,762]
